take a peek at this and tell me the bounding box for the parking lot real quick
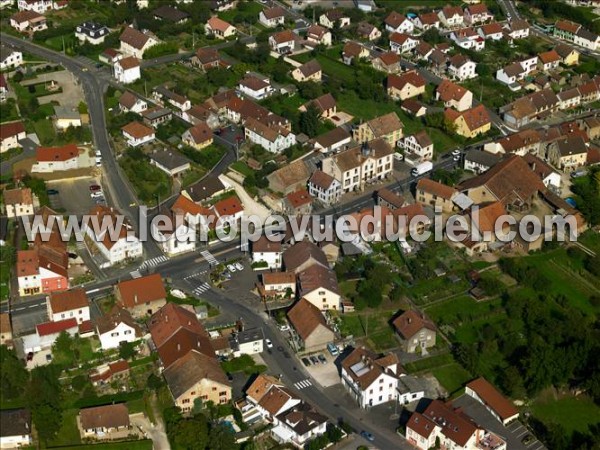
[452,395,547,450]
[47,176,103,215]
[298,349,341,388]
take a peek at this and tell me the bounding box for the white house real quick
[574,28,600,51]
[397,375,427,405]
[238,76,274,100]
[308,170,342,206]
[478,22,504,40]
[0,121,26,153]
[411,12,440,31]
[557,87,582,110]
[244,118,296,154]
[269,30,297,54]
[448,55,477,80]
[449,28,485,51]
[47,288,90,324]
[464,4,493,25]
[32,144,79,173]
[232,328,264,356]
[119,91,148,114]
[17,0,52,13]
[271,403,328,448]
[84,205,143,266]
[538,50,560,71]
[506,19,530,39]
[121,121,155,147]
[384,11,414,34]
[319,10,350,29]
[96,306,142,350]
[259,6,285,28]
[152,210,197,256]
[340,348,400,408]
[0,48,23,70]
[75,21,110,45]
[390,32,419,54]
[9,10,47,33]
[252,236,282,270]
[398,131,434,162]
[0,409,32,449]
[438,5,464,29]
[113,56,141,84]
[206,16,237,39]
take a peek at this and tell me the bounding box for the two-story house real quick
[436,79,473,111]
[3,187,35,218]
[119,26,158,58]
[444,104,491,138]
[305,24,332,47]
[438,5,464,29]
[448,54,477,80]
[392,310,436,353]
[287,298,335,352]
[308,170,342,206]
[389,32,419,54]
[205,16,236,39]
[384,11,414,34]
[340,347,401,408]
[297,264,341,311]
[75,21,109,45]
[547,135,588,172]
[121,121,155,147]
[353,112,404,146]
[113,56,141,83]
[47,288,90,324]
[398,131,434,162]
[0,121,26,153]
[386,71,426,101]
[252,236,282,270]
[244,117,296,153]
[259,6,285,28]
[96,306,143,350]
[115,273,167,318]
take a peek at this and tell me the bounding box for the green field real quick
[430,363,472,396]
[46,409,81,447]
[49,441,153,450]
[531,395,600,436]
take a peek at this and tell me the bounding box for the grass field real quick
[531,394,600,436]
[425,295,504,325]
[338,311,397,352]
[404,353,455,374]
[46,409,81,447]
[430,363,472,396]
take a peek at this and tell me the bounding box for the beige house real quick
[288,298,335,352]
[306,24,332,47]
[387,71,426,101]
[114,273,167,318]
[297,264,341,310]
[291,60,322,82]
[436,79,473,112]
[415,178,457,214]
[182,122,213,149]
[322,139,394,193]
[353,112,404,146]
[206,16,237,39]
[444,104,491,139]
[393,310,436,353]
[547,135,588,172]
[163,350,232,412]
[3,188,35,218]
[79,404,131,439]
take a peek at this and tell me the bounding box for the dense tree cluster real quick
[164,406,238,450]
[571,167,600,226]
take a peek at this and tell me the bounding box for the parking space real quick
[452,395,546,450]
[46,176,102,215]
[299,351,340,388]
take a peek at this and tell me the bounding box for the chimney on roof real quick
[134,294,138,304]
[177,343,180,351]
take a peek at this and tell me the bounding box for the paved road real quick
[0,33,164,261]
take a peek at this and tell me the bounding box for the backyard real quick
[530,393,600,437]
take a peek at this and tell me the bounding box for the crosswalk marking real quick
[294,379,312,390]
[130,270,142,279]
[192,283,210,296]
[200,250,218,265]
[140,255,169,270]
[184,270,207,281]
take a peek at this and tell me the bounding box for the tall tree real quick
[0,346,28,401]
[299,103,321,137]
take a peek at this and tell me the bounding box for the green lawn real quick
[425,296,504,325]
[33,119,56,145]
[230,161,254,177]
[46,409,81,447]
[218,1,263,23]
[404,353,455,374]
[430,363,472,396]
[1,98,20,122]
[531,395,600,436]
[578,230,600,255]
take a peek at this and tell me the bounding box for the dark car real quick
[226,372,233,381]
[47,189,59,195]
[360,431,375,442]
[26,352,34,361]
[310,355,319,365]
[522,435,533,445]
[302,357,311,366]
[318,354,327,363]
[89,184,101,192]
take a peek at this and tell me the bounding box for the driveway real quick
[130,412,170,450]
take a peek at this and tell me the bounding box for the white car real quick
[235,262,243,271]
[278,324,290,332]
[227,264,237,272]
[265,339,273,349]
[451,149,461,157]
[90,191,103,198]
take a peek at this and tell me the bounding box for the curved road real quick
[1,33,163,259]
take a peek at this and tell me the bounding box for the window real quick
[212,387,217,391]
[111,332,119,337]
[219,391,228,396]
[182,398,190,404]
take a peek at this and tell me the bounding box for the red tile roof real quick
[0,121,25,141]
[36,318,78,336]
[36,144,79,162]
[467,377,519,421]
[116,273,166,309]
[285,189,312,209]
[393,310,435,339]
[49,288,89,314]
[213,196,243,217]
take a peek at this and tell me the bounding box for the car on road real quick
[47,189,59,195]
[318,354,327,363]
[309,355,319,365]
[90,191,103,198]
[227,264,237,272]
[302,357,311,366]
[234,262,243,271]
[521,435,533,445]
[360,431,375,442]
[89,184,101,191]
[451,149,461,157]
[278,324,290,332]
[265,339,273,349]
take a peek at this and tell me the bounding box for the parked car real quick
[360,431,375,442]
[327,342,339,356]
[265,339,273,349]
[309,355,319,365]
[451,149,461,157]
[318,354,327,363]
[301,357,311,367]
[89,184,101,191]
[278,324,290,332]
[227,264,237,272]
[234,262,243,271]
[90,191,103,198]
[521,435,533,445]
[46,189,59,195]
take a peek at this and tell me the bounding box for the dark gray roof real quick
[576,27,599,42]
[397,375,428,394]
[0,45,18,62]
[76,21,109,38]
[142,107,172,121]
[0,409,31,437]
[464,149,501,167]
[275,402,328,435]
[236,327,264,344]
[149,149,191,170]
[0,216,8,243]
[186,175,226,202]
[153,5,189,22]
